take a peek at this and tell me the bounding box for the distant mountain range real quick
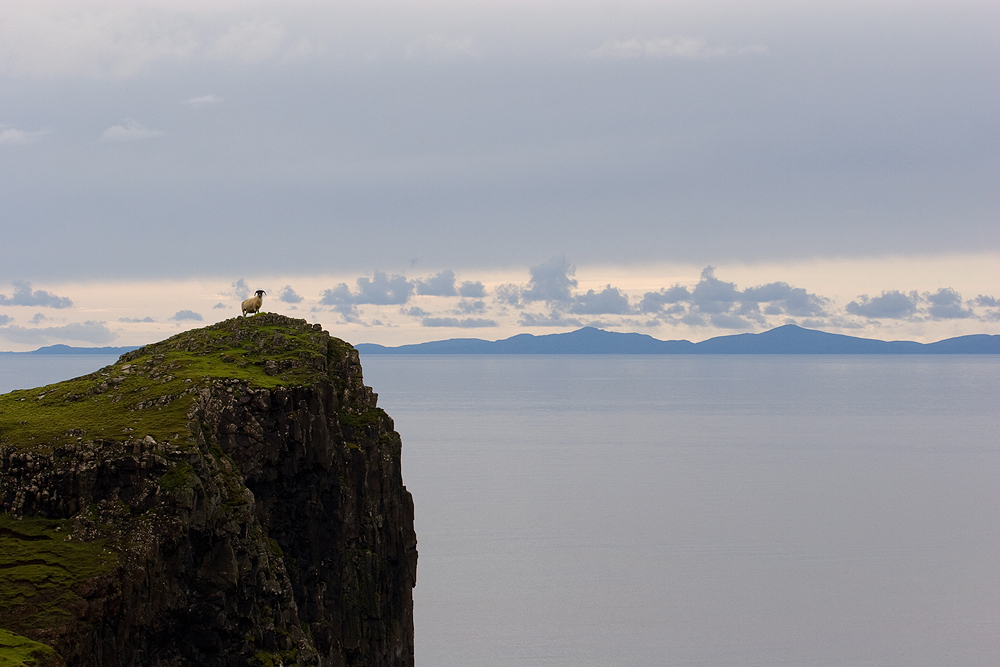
[356,324,1000,355]
[0,344,141,355]
[6,325,998,355]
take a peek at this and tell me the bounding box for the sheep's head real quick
[255,290,266,297]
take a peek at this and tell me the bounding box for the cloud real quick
[0,126,50,145]
[570,285,631,315]
[98,119,163,143]
[278,285,303,304]
[455,299,486,314]
[334,304,360,322]
[522,256,577,303]
[182,94,222,108]
[741,281,828,317]
[925,288,974,319]
[846,291,920,319]
[170,310,203,321]
[403,306,430,318]
[0,321,115,345]
[0,281,73,308]
[0,314,11,326]
[231,278,251,300]
[518,312,584,328]
[976,295,999,307]
[641,268,828,325]
[415,270,457,296]
[494,283,521,307]
[321,272,414,306]
[30,313,46,324]
[459,281,486,298]
[421,317,496,328]
[119,316,154,323]
[205,21,286,64]
[687,267,741,314]
[973,295,1000,320]
[212,303,227,309]
[639,286,690,313]
[406,33,478,60]
[590,36,729,60]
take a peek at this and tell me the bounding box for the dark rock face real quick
[0,316,416,667]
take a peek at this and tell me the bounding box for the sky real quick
[0,0,997,351]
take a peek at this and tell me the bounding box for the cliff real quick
[0,315,417,667]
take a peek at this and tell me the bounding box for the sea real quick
[4,353,999,667]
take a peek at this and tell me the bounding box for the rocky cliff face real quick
[0,315,416,667]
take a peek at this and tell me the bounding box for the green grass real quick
[0,316,356,453]
[0,514,117,641]
[0,628,61,667]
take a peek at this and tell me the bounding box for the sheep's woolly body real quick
[241,291,265,317]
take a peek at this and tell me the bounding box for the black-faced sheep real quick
[241,290,266,317]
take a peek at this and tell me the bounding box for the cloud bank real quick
[301,258,998,336]
[0,258,997,350]
[0,281,73,308]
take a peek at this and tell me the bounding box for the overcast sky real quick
[1,0,997,350]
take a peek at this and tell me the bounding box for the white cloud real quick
[590,36,734,60]
[98,119,164,143]
[0,126,50,145]
[205,21,286,64]
[182,94,222,108]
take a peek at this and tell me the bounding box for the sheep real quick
[241,290,266,317]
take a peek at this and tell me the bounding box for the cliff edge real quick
[0,315,417,667]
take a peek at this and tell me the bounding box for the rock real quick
[0,315,416,667]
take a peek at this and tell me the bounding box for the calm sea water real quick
[0,354,122,394]
[359,355,1000,667]
[4,354,999,666]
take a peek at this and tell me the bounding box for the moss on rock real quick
[0,628,64,667]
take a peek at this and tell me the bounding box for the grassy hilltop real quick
[0,315,349,453]
[0,314,416,667]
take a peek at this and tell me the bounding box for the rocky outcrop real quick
[0,315,416,667]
